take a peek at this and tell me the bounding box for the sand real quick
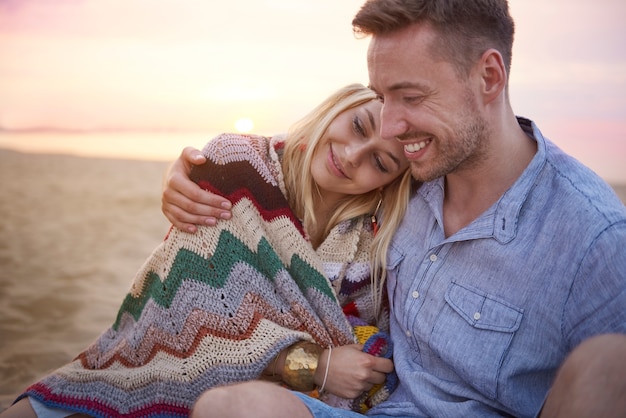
[0,149,171,408]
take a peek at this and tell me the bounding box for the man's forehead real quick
[367,23,437,56]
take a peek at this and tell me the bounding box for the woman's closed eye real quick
[374,154,390,173]
[352,116,389,173]
[352,115,366,136]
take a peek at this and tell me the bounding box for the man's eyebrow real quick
[390,81,428,92]
[369,81,428,93]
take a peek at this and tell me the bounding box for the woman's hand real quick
[162,147,232,233]
[316,344,394,400]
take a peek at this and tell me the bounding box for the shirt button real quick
[406,330,412,337]
[412,290,420,299]
[429,254,438,262]
[474,312,481,320]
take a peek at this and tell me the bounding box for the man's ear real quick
[479,49,507,104]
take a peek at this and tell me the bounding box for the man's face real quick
[367,23,490,183]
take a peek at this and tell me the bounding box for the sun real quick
[235,118,254,133]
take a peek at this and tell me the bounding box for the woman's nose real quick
[344,143,366,167]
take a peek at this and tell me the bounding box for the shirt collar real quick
[417,117,547,244]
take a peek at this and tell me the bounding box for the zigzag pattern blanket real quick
[18,134,383,417]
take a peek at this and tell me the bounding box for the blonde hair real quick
[371,169,414,318]
[282,83,414,320]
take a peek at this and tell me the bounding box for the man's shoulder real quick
[541,140,626,224]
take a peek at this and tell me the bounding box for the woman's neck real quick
[307,196,335,249]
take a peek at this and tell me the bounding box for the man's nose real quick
[380,102,409,140]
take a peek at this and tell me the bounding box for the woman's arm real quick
[263,343,393,400]
[162,146,233,232]
[316,344,393,399]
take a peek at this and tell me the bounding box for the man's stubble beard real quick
[409,90,490,183]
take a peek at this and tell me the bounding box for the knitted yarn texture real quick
[350,319,398,413]
[17,134,391,417]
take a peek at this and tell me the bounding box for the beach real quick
[0,147,624,410]
[0,149,171,409]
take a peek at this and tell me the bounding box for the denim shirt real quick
[369,118,626,417]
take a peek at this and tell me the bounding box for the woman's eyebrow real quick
[365,108,376,131]
[386,151,402,170]
[365,107,401,169]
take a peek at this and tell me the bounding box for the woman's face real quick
[310,99,409,202]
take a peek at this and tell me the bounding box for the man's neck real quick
[442,118,537,237]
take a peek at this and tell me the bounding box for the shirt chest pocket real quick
[430,282,524,399]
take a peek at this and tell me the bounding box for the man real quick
[163,1,626,416]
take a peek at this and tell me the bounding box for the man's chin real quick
[409,164,440,183]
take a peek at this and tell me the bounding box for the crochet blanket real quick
[17,134,390,417]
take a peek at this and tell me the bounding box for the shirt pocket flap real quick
[445,282,523,333]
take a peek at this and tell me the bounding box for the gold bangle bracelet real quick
[282,342,322,392]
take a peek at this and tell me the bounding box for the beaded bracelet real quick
[282,341,323,391]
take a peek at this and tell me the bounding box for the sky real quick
[0,0,625,183]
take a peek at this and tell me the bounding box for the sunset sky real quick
[0,0,625,183]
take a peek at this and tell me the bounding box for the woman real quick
[2,84,413,418]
